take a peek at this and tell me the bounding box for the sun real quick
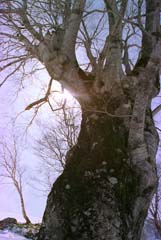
[50,80,76,106]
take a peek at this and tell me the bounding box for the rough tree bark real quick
[0,0,161,239]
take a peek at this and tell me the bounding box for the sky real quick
[0,74,45,222]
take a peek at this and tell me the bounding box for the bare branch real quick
[153,104,161,117]
[25,78,53,110]
[62,0,86,61]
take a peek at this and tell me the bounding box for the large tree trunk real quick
[38,82,159,239]
[34,1,160,239]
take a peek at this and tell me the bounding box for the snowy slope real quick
[0,230,32,240]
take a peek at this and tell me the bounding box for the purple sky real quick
[0,68,52,222]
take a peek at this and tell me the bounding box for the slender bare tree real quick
[34,99,81,193]
[0,0,161,239]
[0,138,31,224]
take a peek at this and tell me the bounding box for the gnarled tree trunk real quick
[36,0,161,239]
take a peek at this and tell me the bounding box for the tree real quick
[0,137,31,224]
[0,0,161,239]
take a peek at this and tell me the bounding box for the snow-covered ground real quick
[0,230,32,240]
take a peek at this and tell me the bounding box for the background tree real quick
[0,137,31,224]
[33,98,81,194]
[0,0,161,239]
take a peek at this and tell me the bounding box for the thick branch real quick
[62,0,86,61]
[140,0,161,65]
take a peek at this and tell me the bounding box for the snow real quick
[0,230,31,240]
